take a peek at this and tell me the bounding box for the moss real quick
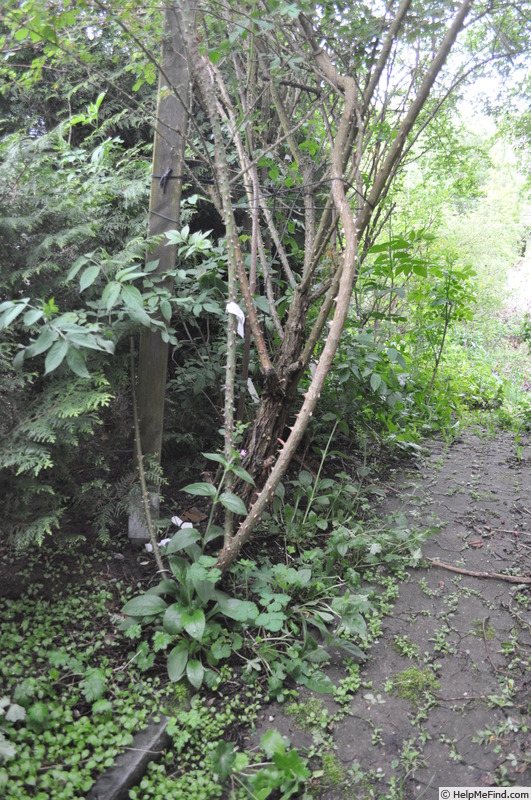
[389,667,440,703]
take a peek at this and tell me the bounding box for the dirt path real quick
[246,429,531,798]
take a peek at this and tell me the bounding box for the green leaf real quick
[26,702,49,733]
[0,302,28,330]
[5,704,26,723]
[183,482,217,498]
[216,595,259,622]
[261,729,286,757]
[153,631,173,652]
[26,329,59,358]
[23,309,44,326]
[211,639,232,661]
[92,699,112,715]
[121,285,144,307]
[210,741,237,781]
[186,659,204,689]
[301,672,334,693]
[66,347,90,378]
[167,643,188,682]
[255,611,286,631]
[44,340,68,374]
[273,747,311,779]
[163,604,184,635]
[298,470,313,487]
[204,524,224,545]
[219,492,247,515]
[0,734,16,761]
[165,528,200,554]
[202,452,227,465]
[336,640,367,661]
[370,372,382,391]
[82,668,106,702]
[101,281,122,311]
[182,609,205,641]
[122,594,167,617]
[79,265,100,292]
[230,465,255,485]
[160,299,172,322]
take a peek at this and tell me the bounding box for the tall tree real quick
[129,3,191,540]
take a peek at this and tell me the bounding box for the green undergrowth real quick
[0,473,432,799]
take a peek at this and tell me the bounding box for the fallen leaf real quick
[182,506,207,523]
[470,540,484,548]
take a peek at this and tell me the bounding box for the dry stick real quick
[130,338,167,577]
[427,558,531,585]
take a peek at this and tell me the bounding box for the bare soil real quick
[247,429,531,798]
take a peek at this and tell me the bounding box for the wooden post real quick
[129,4,190,544]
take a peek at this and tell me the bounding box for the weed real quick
[285,696,331,732]
[387,667,440,703]
[392,635,420,659]
[471,618,496,639]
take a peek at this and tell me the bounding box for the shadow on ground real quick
[245,429,531,799]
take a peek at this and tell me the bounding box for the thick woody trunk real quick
[128,4,190,543]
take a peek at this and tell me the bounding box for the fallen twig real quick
[426,558,531,584]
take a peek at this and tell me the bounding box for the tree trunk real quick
[128,3,190,543]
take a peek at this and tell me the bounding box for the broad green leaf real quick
[92,699,112,715]
[335,640,366,661]
[186,659,204,689]
[182,609,205,641]
[210,741,237,781]
[44,340,68,375]
[300,672,334,694]
[211,639,232,661]
[160,299,172,322]
[101,281,122,311]
[261,729,286,757]
[167,643,188,682]
[66,347,90,378]
[219,492,247,515]
[202,452,227,465]
[0,302,28,330]
[168,555,188,582]
[121,284,144,307]
[192,579,216,604]
[165,528,200,554]
[163,603,184,635]
[370,372,382,391]
[124,304,152,327]
[13,349,25,371]
[273,747,311,779]
[79,265,100,292]
[255,611,286,631]
[412,263,427,277]
[183,482,217,498]
[230,465,255,485]
[216,596,259,622]
[5,704,26,722]
[23,309,44,326]
[204,524,224,545]
[122,594,167,617]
